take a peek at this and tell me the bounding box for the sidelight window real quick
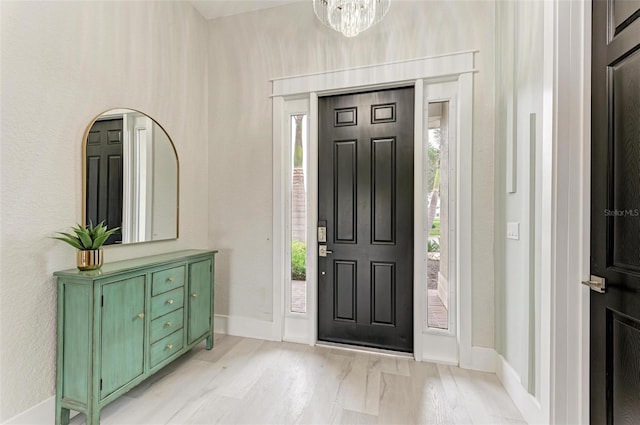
[426,101,452,330]
[290,114,308,314]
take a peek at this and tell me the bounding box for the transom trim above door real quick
[270,51,477,97]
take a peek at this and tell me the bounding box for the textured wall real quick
[0,1,208,420]
[207,0,496,347]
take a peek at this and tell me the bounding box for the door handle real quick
[319,245,333,257]
[581,275,606,293]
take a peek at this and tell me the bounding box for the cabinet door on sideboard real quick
[100,276,146,399]
[188,259,212,344]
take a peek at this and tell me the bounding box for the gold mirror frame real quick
[82,108,180,245]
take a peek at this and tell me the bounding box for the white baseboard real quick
[282,336,310,345]
[214,314,280,341]
[496,354,544,424]
[469,346,497,372]
[420,332,458,365]
[3,396,54,425]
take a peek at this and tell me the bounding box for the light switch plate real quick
[507,222,520,240]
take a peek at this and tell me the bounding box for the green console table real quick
[54,250,217,425]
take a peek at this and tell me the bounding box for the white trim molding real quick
[271,51,477,97]
[420,78,463,365]
[413,78,424,362]
[213,314,281,342]
[456,71,474,369]
[308,93,320,346]
[272,96,286,342]
[470,346,498,373]
[544,0,591,423]
[2,397,56,425]
[496,354,544,424]
[281,97,314,345]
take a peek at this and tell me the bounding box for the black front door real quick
[318,87,414,352]
[85,118,123,244]
[591,1,640,422]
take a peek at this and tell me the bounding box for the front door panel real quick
[318,87,414,352]
[591,0,640,422]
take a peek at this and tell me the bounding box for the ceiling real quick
[190,0,303,20]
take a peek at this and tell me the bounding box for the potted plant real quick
[53,221,120,271]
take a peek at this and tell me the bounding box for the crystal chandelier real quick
[313,0,391,37]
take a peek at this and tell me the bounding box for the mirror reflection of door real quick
[84,109,179,245]
[128,113,154,243]
[85,118,124,245]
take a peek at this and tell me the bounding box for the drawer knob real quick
[137,313,145,319]
[166,321,172,327]
[167,299,174,305]
[167,344,173,350]
[168,277,174,282]
[191,293,198,298]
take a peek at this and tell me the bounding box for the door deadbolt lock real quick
[318,226,327,243]
[319,245,333,257]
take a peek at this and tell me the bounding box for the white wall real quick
[207,1,496,347]
[494,0,544,400]
[0,2,208,421]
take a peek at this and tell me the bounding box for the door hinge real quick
[100,379,103,391]
[582,275,606,293]
[101,295,104,307]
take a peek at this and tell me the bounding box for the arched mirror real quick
[83,108,179,245]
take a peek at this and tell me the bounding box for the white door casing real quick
[272,51,475,364]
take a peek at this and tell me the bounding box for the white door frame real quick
[271,51,476,363]
[540,0,591,422]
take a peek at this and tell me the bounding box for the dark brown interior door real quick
[86,118,123,244]
[318,87,414,352]
[591,1,640,422]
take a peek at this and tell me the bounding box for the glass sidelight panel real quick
[290,114,308,313]
[426,101,450,330]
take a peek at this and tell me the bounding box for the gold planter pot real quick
[77,249,103,271]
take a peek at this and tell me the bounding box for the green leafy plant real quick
[53,221,119,250]
[291,240,307,281]
[427,238,440,253]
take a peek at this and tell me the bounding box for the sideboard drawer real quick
[151,287,184,319]
[152,265,185,295]
[150,308,184,343]
[150,329,184,367]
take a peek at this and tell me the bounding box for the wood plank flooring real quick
[70,334,525,425]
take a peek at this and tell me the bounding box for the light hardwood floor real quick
[70,334,525,425]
